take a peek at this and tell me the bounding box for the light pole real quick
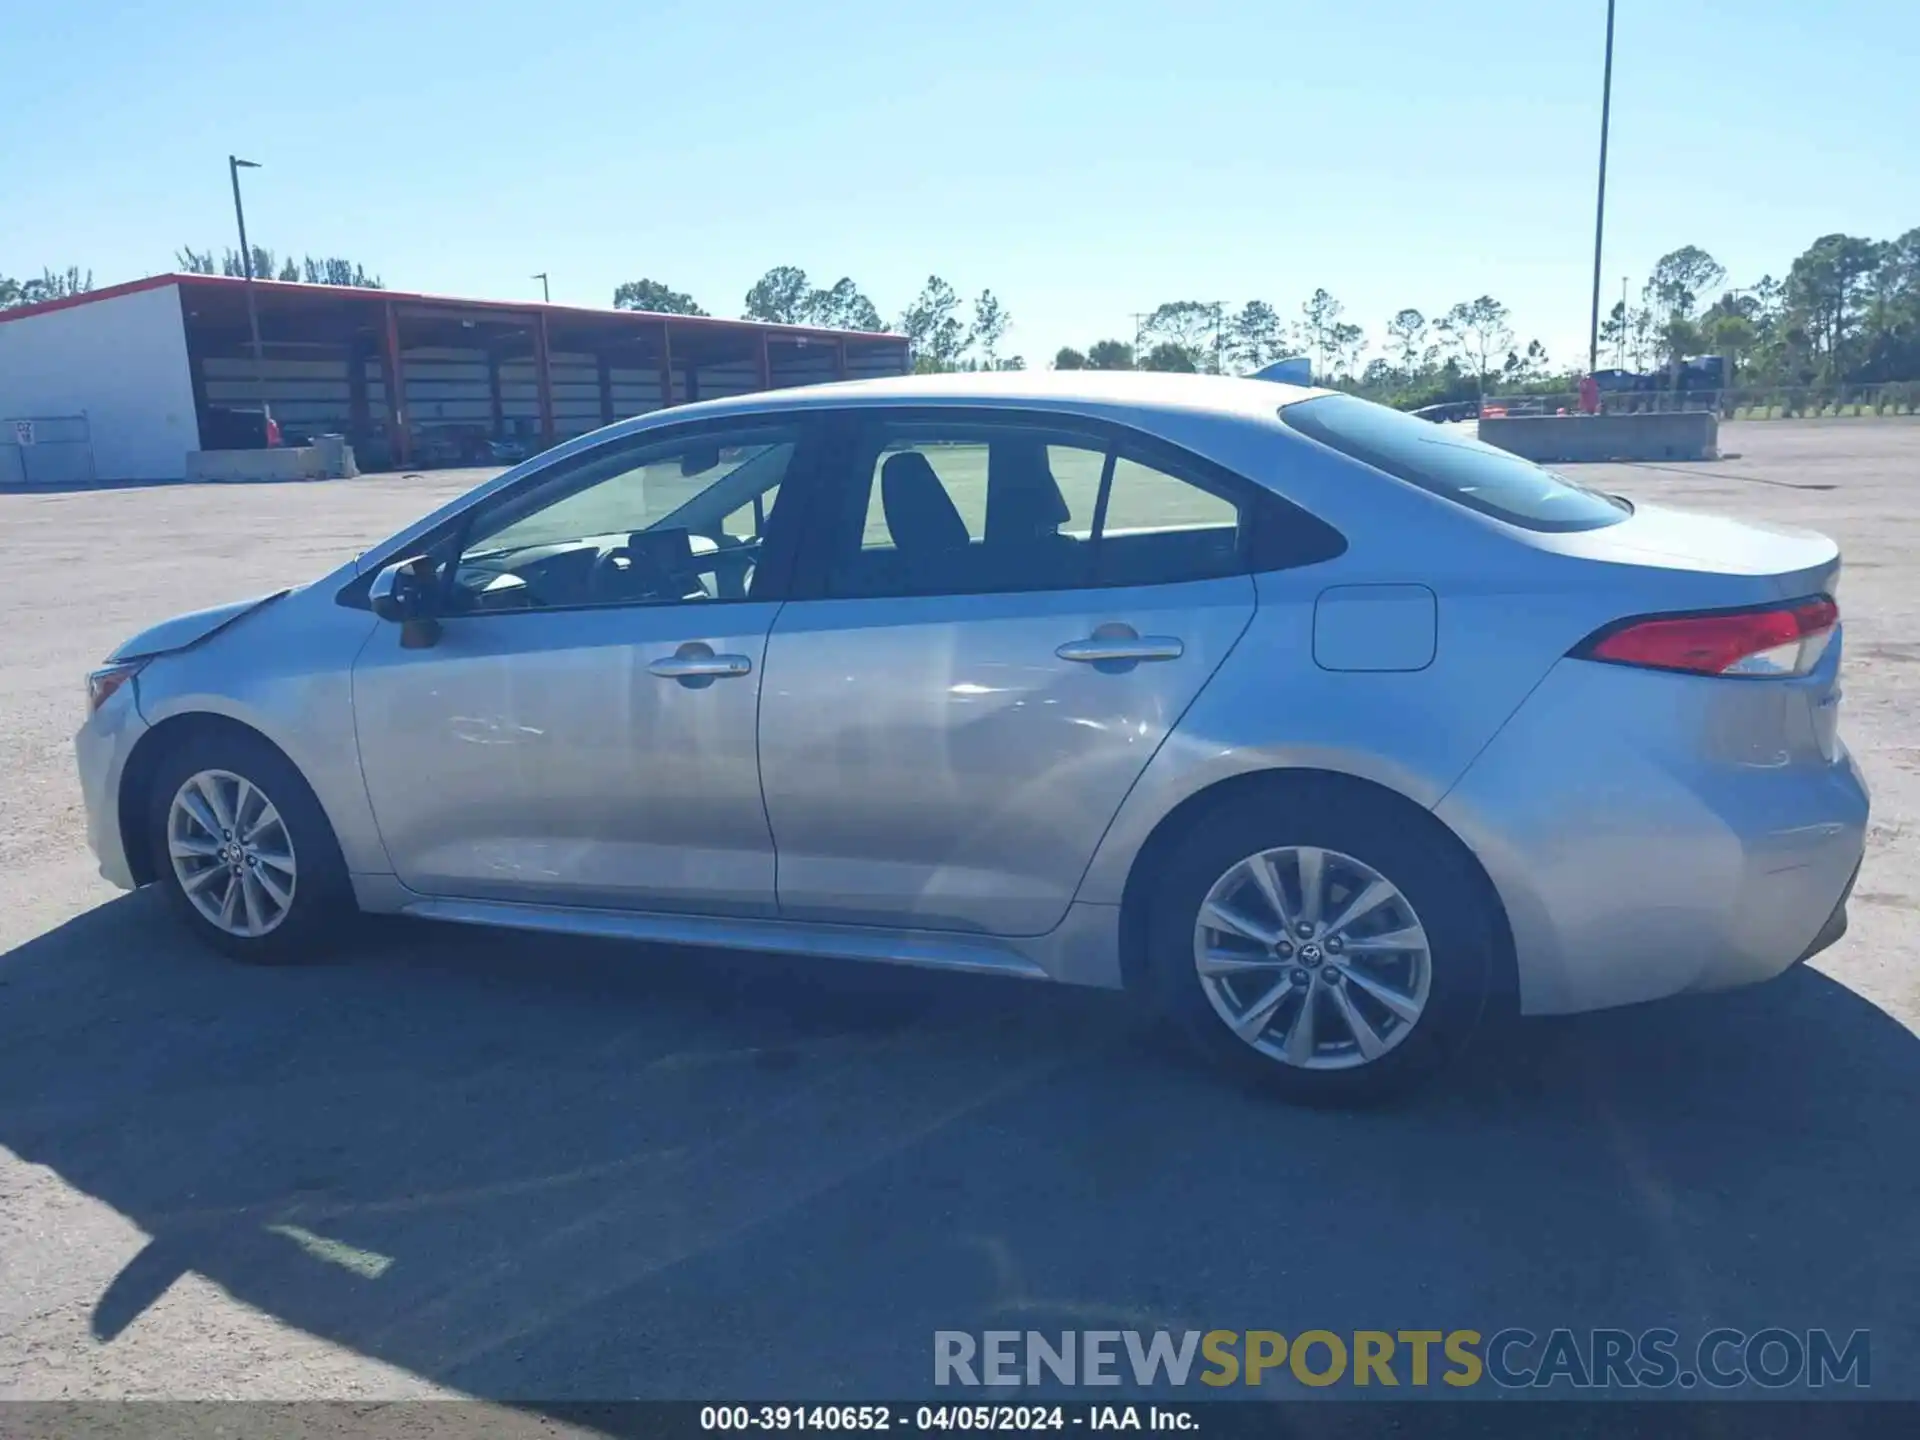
[532,272,550,303]
[1585,0,1617,376]
[229,155,267,410]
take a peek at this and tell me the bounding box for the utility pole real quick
[532,272,550,303]
[1129,312,1151,366]
[1586,0,1618,375]
[228,155,267,411]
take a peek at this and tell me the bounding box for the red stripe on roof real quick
[0,272,907,344]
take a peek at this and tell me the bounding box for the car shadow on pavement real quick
[2,889,1916,1401]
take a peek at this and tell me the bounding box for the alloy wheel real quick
[167,769,299,938]
[1192,845,1431,1070]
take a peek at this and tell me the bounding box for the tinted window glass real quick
[1280,394,1629,532]
[822,420,1249,598]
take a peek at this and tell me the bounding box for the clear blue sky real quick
[6,0,1914,370]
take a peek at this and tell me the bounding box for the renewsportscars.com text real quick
[933,1328,1870,1390]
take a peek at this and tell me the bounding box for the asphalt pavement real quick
[1,421,1915,1404]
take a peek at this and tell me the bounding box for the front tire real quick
[1144,783,1498,1103]
[146,728,355,963]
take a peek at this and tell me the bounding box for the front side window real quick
[1280,393,1629,532]
[450,425,797,612]
[823,418,1251,599]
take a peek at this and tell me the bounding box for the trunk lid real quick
[1542,500,1840,606]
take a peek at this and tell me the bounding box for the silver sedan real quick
[74,372,1869,1100]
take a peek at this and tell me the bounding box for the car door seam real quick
[1057,576,1261,918]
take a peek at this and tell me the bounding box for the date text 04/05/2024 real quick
[698,1405,1191,1431]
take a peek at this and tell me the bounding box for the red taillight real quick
[1578,596,1838,678]
[265,415,283,447]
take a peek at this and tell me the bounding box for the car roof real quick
[643,368,1332,428]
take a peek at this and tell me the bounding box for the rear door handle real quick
[649,643,753,682]
[1057,631,1184,664]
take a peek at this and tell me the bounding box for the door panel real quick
[355,605,780,912]
[758,577,1256,935]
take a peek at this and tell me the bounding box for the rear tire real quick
[1143,782,1497,1104]
[145,728,355,964]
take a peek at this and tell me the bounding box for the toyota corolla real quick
[74,372,1868,1100]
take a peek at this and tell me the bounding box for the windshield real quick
[1281,394,1630,532]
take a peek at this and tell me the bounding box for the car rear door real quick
[755,407,1318,937]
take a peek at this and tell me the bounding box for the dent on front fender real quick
[132,592,391,877]
[107,590,293,663]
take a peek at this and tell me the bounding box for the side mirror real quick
[368,556,442,648]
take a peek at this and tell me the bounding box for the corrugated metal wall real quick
[202,355,360,434]
[195,335,910,457]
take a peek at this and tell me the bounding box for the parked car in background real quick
[1409,400,1479,423]
[200,405,282,450]
[77,371,1867,1102]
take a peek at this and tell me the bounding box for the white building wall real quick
[0,283,200,481]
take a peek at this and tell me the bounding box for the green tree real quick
[1085,339,1136,370]
[1437,296,1512,391]
[176,245,381,287]
[0,266,92,307]
[1645,246,1726,322]
[807,277,885,331]
[1384,308,1430,377]
[1783,233,1884,380]
[1141,302,1220,373]
[612,278,708,315]
[967,289,1011,368]
[741,266,884,330]
[899,275,967,371]
[1597,299,1633,368]
[1053,346,1089,370]
[742,265,813,324]
[1139,341,1199,373]
[1297,289,1348,380]
[1226,300,1284,373]
[1327,320,1365,379]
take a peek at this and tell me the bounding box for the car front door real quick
[352,415,813,914]
[756,408,1294,936]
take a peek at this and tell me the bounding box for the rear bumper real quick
[1436,659,1870,1016]
[1796,856,1860,965]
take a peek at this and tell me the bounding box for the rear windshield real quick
[1279,394,1629,532]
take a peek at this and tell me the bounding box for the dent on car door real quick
[351,419,808,913]
[756,412,1266,936]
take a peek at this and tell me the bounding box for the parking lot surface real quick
[1,420,1915,1402]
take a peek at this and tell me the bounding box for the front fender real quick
[134,593,392,877]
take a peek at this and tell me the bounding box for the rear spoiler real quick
[1251,357,1312,385]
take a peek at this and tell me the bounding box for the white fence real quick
[1,414,97,487]
[1483,382,1920,420]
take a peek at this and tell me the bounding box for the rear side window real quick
[1280,394,1629,532]
[823,420,1256,598]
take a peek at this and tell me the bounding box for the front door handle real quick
[1057,626,1185,665]
[649,643,753,683]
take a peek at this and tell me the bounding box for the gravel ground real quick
[0,420,1915,1405]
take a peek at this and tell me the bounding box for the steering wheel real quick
[587,544,662,604]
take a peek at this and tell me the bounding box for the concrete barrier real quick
[1478,411,1718,463]
[186,438,358,483]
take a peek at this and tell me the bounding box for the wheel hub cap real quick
[1192,844,1432,1071]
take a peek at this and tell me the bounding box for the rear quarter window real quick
[1279,394,1629,533]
